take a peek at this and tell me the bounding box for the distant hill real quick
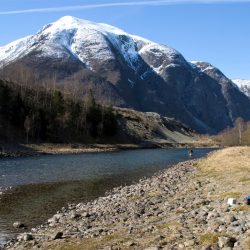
[1,16,250,134]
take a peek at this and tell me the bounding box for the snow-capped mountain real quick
[233,79,250,97]
[1,16,250,134]
[0,16,185,72]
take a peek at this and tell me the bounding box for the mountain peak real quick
[43,16,91,34]
[54,16,97,28]
[46,16,127,36]
[57,15,79,23]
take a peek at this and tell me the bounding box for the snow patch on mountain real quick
[190,61,216,73]
[233,79,250,87]
[0,36,32,66]
[233,79,250,97]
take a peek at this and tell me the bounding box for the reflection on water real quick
[0,148,214,245]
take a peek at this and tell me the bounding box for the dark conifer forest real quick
[0,80,117,143]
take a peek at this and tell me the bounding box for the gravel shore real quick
[3,148,250,250]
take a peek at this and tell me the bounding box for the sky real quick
[0,0,250,79]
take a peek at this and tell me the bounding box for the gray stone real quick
[13,221,26,229]
[184,240,195,247]
[201,246,212,250]
[70,212,81,219]
[225,215,237,223]
[23,234,33,241]
[218,236,236,248]
[52,232,63,240]
[124,241,136,247]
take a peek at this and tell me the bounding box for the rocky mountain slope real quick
[233,79,250,97]
[1,16,250,134]
[116,108,196,146]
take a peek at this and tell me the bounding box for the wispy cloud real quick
[0,0,250,15]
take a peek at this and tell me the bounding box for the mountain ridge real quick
[1,16,250,134]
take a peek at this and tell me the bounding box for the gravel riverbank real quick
[3,148,250,250]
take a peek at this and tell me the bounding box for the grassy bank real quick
[196,147,250,204]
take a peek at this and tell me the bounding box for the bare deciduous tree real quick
[24,116,32,144]
[234,117,245,145]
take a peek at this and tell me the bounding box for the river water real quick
[0,148,214,245]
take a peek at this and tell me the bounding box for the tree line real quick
[214,117,250,146]
[0,80,117,143]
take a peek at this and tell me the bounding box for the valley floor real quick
[5,147,250,250]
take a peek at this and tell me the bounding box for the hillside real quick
[116,108,196,146]
[0,79,198,148]
[1,16,250,134]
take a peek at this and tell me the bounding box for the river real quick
[0,148,214,245]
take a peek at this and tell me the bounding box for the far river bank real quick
[0,141,217,159]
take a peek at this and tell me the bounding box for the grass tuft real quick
[199,233,220,245]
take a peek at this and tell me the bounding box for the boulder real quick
[218,236,236,248]
[13,221,26,229]
[52,232,63,240]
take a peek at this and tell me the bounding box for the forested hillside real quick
[0,80,117,143]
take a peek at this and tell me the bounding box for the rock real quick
[178,244,185,249]
[218,236,236,248]
[201,246,212,250]
[102,247,112,250]
[70,212,81,219]
[23,233,33,241]
[13,221,26,229]
[52,232,63,240]
[124,241,136,247]
[184,240,195,247]
[48,215,59,224]
[144,247,159,250]
[207,211,220,220]
[225,215,237,223]
[81,212,90,217]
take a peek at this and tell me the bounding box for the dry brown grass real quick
[199,232,220,246]
[246,238,250,250]
[196,147,250,199]
[35,233,130,250]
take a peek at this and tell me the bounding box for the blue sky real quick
[0,0,249,79]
